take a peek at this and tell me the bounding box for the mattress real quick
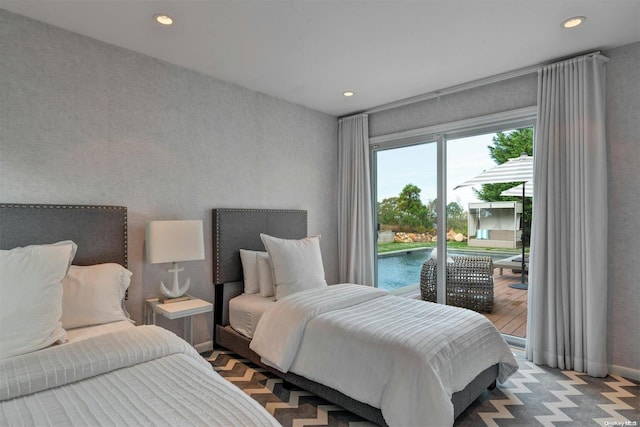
[229,293,275,338]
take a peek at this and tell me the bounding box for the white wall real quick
[604,42,640,375]
[0,10,339,344]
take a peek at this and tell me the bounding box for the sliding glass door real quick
[374,141,437,292]
[372,119,534,343]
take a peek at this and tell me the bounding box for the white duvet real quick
[1,325,279,427]
[250,284,518,427]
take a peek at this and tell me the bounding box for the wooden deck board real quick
[484,268,528,338]
[393,267,528,339]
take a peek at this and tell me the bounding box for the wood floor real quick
[393,267,529,338]
[484,268,528,338]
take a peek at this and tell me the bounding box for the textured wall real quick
[0,10,338,344]
[2,8,637,373]
[603,42,640,373]
[368,43,640,374]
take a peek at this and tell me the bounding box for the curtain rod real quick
[359,50,601,117]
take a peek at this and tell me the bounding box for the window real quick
[371,108,535,342]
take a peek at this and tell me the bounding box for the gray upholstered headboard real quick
[212,208,307,333]
[0,204,128,268]
[212,208,307,285]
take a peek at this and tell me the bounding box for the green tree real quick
[397,184,432,231]
[489,128,533,163]
[397,184,423,214]
[377,184,434,232]
[424,199,467,234]
[474,128,533,202]
[377,197,400,225]
[446,201,467,234]
[474,128,533,244]
[426,199,438,222]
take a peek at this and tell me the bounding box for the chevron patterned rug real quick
[206,350,639,427]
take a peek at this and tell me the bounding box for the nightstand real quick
[145,297,213,345]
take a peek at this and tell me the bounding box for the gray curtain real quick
[526,54,609,377]
[337,114,375,286]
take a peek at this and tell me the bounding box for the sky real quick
[376,133,500,211]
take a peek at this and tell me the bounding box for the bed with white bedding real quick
[251,284,517,426]
[0,204,279,427]
[213,208,519,426]
[0,326,278,426]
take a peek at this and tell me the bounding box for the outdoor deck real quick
[393,266,528,338]
[484,268,528,338]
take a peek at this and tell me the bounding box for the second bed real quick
[213,208,518,427]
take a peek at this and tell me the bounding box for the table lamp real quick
[146,220,205,298]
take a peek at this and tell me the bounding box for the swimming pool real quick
[377,249,515,290]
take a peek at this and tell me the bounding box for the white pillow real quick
[256,252,275,297]
[260,234,327,300]
[0,241,77,360]
[61,263,133,329]
[429,248,454,263]
[239,249,262,294]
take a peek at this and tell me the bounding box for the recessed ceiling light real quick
[562,16,586,29]
[343,91,355,97]
[154,14,174,26]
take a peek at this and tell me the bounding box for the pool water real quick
[377,250,432,290]
[377,249,514,290]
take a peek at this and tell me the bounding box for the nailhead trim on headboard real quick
[0,204,128,268]
[212,208,308,285]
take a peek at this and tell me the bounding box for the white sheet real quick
[229,293,275,338]
[251,284,518,427]
[1,325,279,427]
[64,319,135,342]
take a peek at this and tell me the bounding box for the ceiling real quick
[1,1,639,116]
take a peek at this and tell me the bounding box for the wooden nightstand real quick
[145,297,213,345]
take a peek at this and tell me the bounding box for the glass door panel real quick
[375,142,437,292]
[371,115,534,346]
[446,128,533,339]
[446,133,507,314]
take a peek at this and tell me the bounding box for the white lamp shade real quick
[146,220,205,264]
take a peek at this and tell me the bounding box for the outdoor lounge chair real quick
[420,256,494,313]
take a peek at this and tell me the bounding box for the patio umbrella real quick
[501,181,533,197]
[455,153,533,290]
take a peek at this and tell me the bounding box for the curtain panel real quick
[337,114,375,286]
[526,54,609,377]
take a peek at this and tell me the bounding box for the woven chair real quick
[420,256,494,313]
